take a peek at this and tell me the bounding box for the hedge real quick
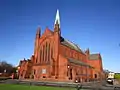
[114,74,120,79]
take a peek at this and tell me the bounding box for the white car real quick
[107,78,114,85]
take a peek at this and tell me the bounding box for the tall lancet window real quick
[43,45,45,63]
[44,45,46,63]
[48,43,50,62]
[41,47,43,64]
[45,42,48,63]
[40,49,42,64]
[47,42,49,63]
[51,47,53,59]
[37,49,40,64]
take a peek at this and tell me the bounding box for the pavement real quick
[0,79,120,90]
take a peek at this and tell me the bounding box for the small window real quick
[95,74,97,78]
[76,72,78,75]
[43,76,46,78]
[34,69,36,75]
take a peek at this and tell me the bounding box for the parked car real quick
[107,78,114,85]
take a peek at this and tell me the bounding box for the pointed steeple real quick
[54,9,61,35]
[54,9,60,28]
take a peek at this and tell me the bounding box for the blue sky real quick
[0,0,120,72]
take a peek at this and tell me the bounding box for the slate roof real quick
[60,36,85,54]
[67,57,94,68]
[89,54,99,60]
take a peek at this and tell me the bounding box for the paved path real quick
[0,79,120,90]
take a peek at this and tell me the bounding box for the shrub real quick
[114,74,120,79]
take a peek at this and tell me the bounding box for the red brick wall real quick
[18,26,103,82]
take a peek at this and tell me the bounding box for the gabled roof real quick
[44,27,54,35]
[67,57,94,68]
[60,36,85,54]
[89,54,99,60]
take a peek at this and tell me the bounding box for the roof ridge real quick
[90,53,99,55]
[61,39,86,54]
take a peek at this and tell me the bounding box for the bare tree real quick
[0,61,14,74]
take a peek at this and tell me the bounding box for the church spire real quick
[54,9,60,28]
[54,9,61,35]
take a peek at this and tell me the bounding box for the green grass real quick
[114,74,120,79]
[0,84,78,90]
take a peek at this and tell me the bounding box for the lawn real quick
[0,84,77,90]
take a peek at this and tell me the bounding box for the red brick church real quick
[18,10,104,82]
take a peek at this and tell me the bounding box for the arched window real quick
[51,47,53,58]
[37,51,39,64]
[40,49,42,64]
[43,45,45,63]
[43,45,46,63]
[47,43,49,63]
[41,47,43,64]
[45,42,48,63]
[33,69,36,75]
[48,43,50,62]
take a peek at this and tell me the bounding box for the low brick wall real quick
[0,77,11,80]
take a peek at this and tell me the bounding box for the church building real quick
[18,10,104,82]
